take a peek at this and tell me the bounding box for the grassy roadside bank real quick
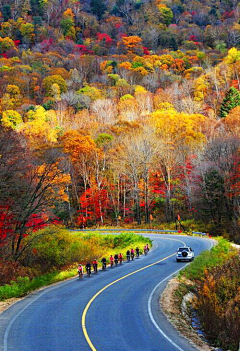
[168,238,239,351]
[84,219,218,235]
[0,229,151,301]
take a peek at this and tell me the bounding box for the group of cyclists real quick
[77,244,150,278]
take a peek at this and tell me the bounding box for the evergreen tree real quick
[91,0,107,19]
[219,87,240,118]
[2,5,12,21]
[201,169,225,226]
[169,36,178,50]
[30,0,43,17]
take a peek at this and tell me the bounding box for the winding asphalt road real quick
[0,234,213,351]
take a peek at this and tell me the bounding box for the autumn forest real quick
[0,0,239,265]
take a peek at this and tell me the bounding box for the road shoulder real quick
[160,277,213,351]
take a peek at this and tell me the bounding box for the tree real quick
[201,169,225,226]
[223,106,240,136]
[112,129,157,224]
[20,22,35,44]
[61,8,76,39]
[0,128,27,257]
[219,87,240,118]
[1,110,23,129]
[151,108,206,221]
[11,160,70,260]
[42,75,67,96]
[0,37,15,54]
[118,36,144,55]
[18,106,59,147]
[90,0,107,19]
[91,99,117,125]
[77,85,104,102]
[0,127,70,259]
[193,136,239,237]
[2,5,12,21]
[157,4,173,26]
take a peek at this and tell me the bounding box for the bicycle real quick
[93,264,98,274]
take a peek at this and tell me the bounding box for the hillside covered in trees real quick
[0,0,239,262]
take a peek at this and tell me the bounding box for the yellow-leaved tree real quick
[18,106,59,147]
[151,108,206,220]
[37,162,71,203]
[151,109,206,146]
[1,110,23,129]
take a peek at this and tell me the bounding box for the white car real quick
[176,247,194,262]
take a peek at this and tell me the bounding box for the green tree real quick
[0,37,15,54]
[30,0,44,16]
[95,133,113,148]
[91,0,107,19]
[60,8,76,39]
[169,36,178,50]
[20,23,35,44]
[201,169,225,226]
[219,87,240,118]
[2,5,12,21]
[157,5,173,26]
[42,75,67,96]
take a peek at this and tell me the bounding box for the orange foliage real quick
[62,130,99,164]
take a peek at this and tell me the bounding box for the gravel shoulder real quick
[0,298,22,314]
[160,278,213,351]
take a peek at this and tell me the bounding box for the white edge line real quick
[3,238,160,351]
[3,237,213,351]
[3,277,76,351]
[147,238,214,351]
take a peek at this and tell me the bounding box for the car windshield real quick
[178,248,189,252]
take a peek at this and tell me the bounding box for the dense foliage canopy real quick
[0,0,239,260]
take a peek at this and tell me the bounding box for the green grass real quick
[0,232,151,300]
[0,269,77,300]
[178,237,235,281]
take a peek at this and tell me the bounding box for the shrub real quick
[178,237,239,351]
[179,238,232,280]
[1,229,152,300]
[195,255,240,350]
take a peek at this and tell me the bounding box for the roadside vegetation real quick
[176,238,239,351]
[0,227,151,300]
[94,219,234,238]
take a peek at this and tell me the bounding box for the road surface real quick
[0,234,212,351]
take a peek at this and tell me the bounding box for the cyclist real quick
[130,248,135,260]
[101,257,107,270]
[92,259,98,273]
[85,261,91,276]
[136,247,140,258]
[118,253,123,264]
[144,245,148,255]
[77,264,83,278]
[114,253,118,266]
[110,255,114,268]
[126,250,130,262]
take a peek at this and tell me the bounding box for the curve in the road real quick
[82,237,187,351]
[0,234,213,351]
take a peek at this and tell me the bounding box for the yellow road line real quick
[82,237,186,351]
